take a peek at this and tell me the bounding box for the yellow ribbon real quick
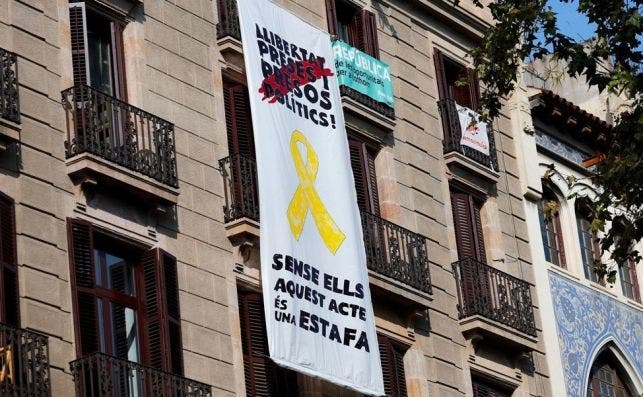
[0,345,14,384]
[287,130,345,254]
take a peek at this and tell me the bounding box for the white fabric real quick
[236,0,384,395]
[457,103,490,155]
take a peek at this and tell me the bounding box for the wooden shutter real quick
[238,291,298,396]
[433,49,448,100]
[629,260,641,302]
[348,138,380,216]
[110,21,127,100]
[69,3,90,86]
[471,201,486,263]
[451,192,483,262]
[378,335,408,397]
[224,82,256,159]
[0,194,19,327]
[325,0,338,37]
[67,218,100,356]
[361,10,379,59]
[472,377,511,397]
[467,68,480,110]
[553,213,567,268]
[139,248,184,374]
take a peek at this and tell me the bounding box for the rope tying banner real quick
[287,130,345,254]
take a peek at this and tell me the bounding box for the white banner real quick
[457,103,490,155]
[236,0,384,395]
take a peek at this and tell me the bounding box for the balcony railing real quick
[70,352,212,397]
[219,153,259,223]
[0,322,51,397]
[61,84,178,188]
[0,47,20,124]
[361,211,431,293]
[218,156,431,292]
[452,258,536,336]
[216,0,241,40]
[437,98,498,170]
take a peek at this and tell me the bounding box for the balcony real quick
[70,352,212,397]
[0,322,51,397]
[0,47,20,150]
[219,154,432,299]
[216,0,240,41]
[438,99,499,176]
[219,153,259,242]
[61,84,179,205]
[452,258,537,349]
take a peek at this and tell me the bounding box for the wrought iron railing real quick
[217,155,431,291]
[70,352,212,397]
[361,211,431,293]
[61,84,178,188]
[340,86,395,119]
[437,98,498,170]
[0,322,51,397]
[452,258,536,336]
[216,0,241,40]
[219,153,259,223]
[0,47,20,124]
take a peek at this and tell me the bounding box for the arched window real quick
[537,186,566,268]
[587,351,635,397]
[576,199,602,283]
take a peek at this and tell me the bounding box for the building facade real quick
[513,76,643,397]
[1,0,635,396]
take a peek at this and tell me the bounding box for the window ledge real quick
[225,216,260,245]
[217,36,245,77]
[66,152,179,206]
[341,93,396,133]
[459,315,538,352]
[445,150,500,182]
[368,270,432,309]
[0,117,20,151]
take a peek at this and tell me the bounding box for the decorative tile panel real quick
[549,271,643,396]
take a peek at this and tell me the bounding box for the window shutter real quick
[433,49,448,100]
[361,9,379,59]
[553,214,567,268]
[0,194,19,327]
[472,378,512,397]
[67,218,99,356]
[139,248,183,374]
[630,260,641,302]
[325,0,338,37]
[348,138,379,215]
[378,335,408,397]
[472,202,487,263]
[467,68,480,110]
[69,3,90,86]
[110,21,127,100]
[224,82,256,159]
[238,291,298,396]
[450,192,477,261]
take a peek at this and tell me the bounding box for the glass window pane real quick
[110,302,140,363]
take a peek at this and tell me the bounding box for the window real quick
[224,80,255,160]
[576,200,601,283]
[619,259,640,302]
[450,190,486,263]
[348,137,380,216]
[237,291,298,396]
[537,187,566,268]
[587,351,634,397]
[69,2,127,98]
[325,0,379,58]
[67,219,183,373]
[378,335,408,397]
[433,50,479,110]
[0,193,19,327]
[472,376,512,397]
